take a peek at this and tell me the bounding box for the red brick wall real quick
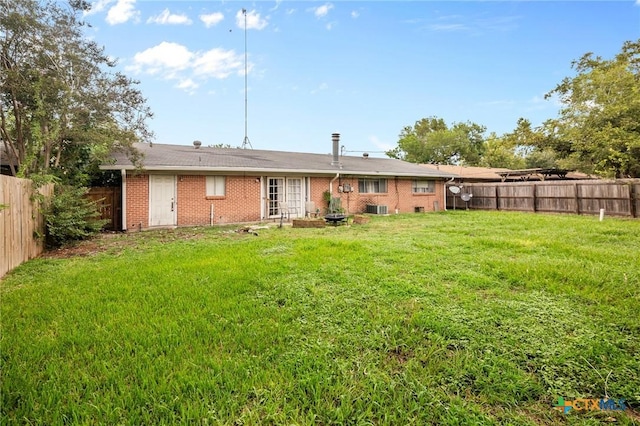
[312,177,445,214]
[309,177,333,214]
[125,173,446,230]
[125,173,149,230]
[177,175,262,225]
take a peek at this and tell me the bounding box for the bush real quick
[45,184,106,248]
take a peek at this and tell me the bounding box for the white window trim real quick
[358,178,388,194]
[206,176,226,197]
[413,180,436,194]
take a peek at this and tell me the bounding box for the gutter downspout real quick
[121,169,127,231]
[444,176,455,211]
[329,172,340,196]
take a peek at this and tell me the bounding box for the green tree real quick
[504,118,540,148]
[496,117,559,170]
[545,39,640,178]
[1,0,153,245]
[386,117,486,165]
[45,184,106,248]
[479,132,526,169]
[524,148,557,169]
[0,0,151,184]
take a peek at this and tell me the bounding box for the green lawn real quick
[2,211,639,425]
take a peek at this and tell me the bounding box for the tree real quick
[479,132,526,169]
[524,147,557,169]
[386,117,486,165]
[44,184,106,248]
[545,39,640,178]
[494,117,559,169]
[1,0,152,184]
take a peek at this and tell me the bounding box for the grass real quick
[1,211,639,425]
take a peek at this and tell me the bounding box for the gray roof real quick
[102,143,457,179]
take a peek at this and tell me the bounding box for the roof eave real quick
[100,164,454,178]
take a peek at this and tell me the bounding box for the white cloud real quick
[351,10,359,19]
[313,3,334,18]
[235,9,268,30]
[477,16,520,32]
[428,23,468,32]
[128,42,247,92]
[314,3,334,18]
[286,9,296,15]
[106,0,139,25]
[147,9,192,25]
[193,48,245,79]
[270,0,282,12]
[84,0,114,16]
[129,42,194,77]
[326,22,335,30]
[311,82,328,94]
[200,12,224,28]
[424,14,520,34]
[176,79,199,93]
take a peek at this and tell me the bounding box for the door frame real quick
[149,174,177,227]
[265,176,305,219]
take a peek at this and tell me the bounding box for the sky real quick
[81,0,640,157]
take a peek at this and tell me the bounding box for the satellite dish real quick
[461,193,473,202]
[449,186,461,194]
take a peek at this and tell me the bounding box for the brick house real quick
[101,135,456,231]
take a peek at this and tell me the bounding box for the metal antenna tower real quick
[241,8,253,149]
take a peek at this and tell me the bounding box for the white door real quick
[267,177,304,218]
[267,178,284,217]
[149,175,176,226]
[287,178,302,217]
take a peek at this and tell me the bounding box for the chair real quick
[305,201,317,218]
[278,201,298,221]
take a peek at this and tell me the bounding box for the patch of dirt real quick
[40,225,271,259]
[626,407,640,422]
[387,346,412,364]
[41,236,116,259]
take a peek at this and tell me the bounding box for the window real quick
[358,178,387,193]
[413,180,435,194]
[206,176,226,196]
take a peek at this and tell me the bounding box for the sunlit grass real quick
[2,211,639,424]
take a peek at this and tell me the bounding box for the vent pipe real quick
[331,133,340,166]
[193,140,202,149]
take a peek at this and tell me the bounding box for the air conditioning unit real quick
[366,204,388,215]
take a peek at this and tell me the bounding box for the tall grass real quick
[2,211,639,425]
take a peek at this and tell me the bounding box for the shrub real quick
[45,184,106,248]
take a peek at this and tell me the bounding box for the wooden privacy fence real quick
[458,180,639,218]
[86,187,121,231]
[1,175,54,278]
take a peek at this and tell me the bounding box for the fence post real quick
[630,182,637,218]
[532,184,537,212]
[574,183,580,215]
[495,185,500,211]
